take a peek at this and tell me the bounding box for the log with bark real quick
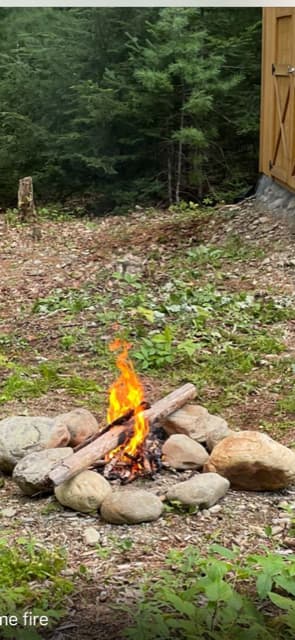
[49,383,196,486]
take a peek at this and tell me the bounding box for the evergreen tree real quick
[0,7,261,209]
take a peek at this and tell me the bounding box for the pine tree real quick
[0,7,261,209]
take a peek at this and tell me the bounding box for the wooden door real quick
[269,9,295,189]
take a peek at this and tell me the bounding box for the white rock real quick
[1,507,17,517]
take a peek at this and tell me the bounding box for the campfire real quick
[104,339,158,482]
[49,342,197,487]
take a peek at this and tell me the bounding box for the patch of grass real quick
[277,392,295,415]
[122,544,295,640]
[0,535,73,639]
[185,238,265,268]
[62,374,103,396]
[261,420,295,434]
[38,205,75,221]
[32,288,100,315]
[0,358,103,403]
[40,501,64,515]
[59,334,78,350]
[4,205,292,420]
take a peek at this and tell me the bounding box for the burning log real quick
[49,383,196,486]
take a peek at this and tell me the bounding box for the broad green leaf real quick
[256,572,273,599]
[205,579,233,602]
[274,575,295,596]
[137,306,155,322]
[268,591,295,610]
[210,544,239,560]
[161,590,196,617]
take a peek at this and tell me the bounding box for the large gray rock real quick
[161,404,231,451]
[0,416,70,473]
[204,431,295,490]
[166,473,230,508]
[55,470,111,513]
[53,408,99,447]
[13,448,73,496]
[162,434,209,470]
[101,489,163,524]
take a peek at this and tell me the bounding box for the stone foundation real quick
[256,175,295,233]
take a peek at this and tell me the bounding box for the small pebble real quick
[209,504,222,514]
[1,507,17,518]
[84,527,100,546]
[271,525,285,536]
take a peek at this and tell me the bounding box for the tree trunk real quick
[18,176,37,222]
[175,93,184,204]
[168,146,173,205]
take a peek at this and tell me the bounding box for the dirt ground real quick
[0,199,294,639]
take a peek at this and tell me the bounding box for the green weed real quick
[0,535,73,639]
[185,239,264,267]
[95,544,112,560]
[59,334,78,350]
[278,392,295,415]
[134,326,174,370]
[122,545,295,640]
[32,288,101,315]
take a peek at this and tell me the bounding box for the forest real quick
[0,6,261,211]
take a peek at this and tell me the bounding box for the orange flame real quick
[107,339,148,460]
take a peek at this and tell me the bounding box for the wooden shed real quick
[260,7,295,192]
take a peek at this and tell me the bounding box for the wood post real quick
[18,176,37,222]
[49,383,196,486]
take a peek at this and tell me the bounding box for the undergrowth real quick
[122,544,295,640]
[0,535,73,639]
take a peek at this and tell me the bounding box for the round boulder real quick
[53,408,99,447]
[162,404,231,449]
[162,434,209,470]
[166,472,230,508]
[55,470,111,513]
[100,489,163,524]
[0,416,70,473]
[204,430,295,490]
[13,448,73,496]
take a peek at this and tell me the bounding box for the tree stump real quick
[18,177,37,223]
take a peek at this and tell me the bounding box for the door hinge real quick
[272,63,276,75]
[269,160,273,170]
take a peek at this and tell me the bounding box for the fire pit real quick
[49,340,196,487]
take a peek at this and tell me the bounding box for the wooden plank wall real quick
[260,8,295,191]
[259,8,276,176]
